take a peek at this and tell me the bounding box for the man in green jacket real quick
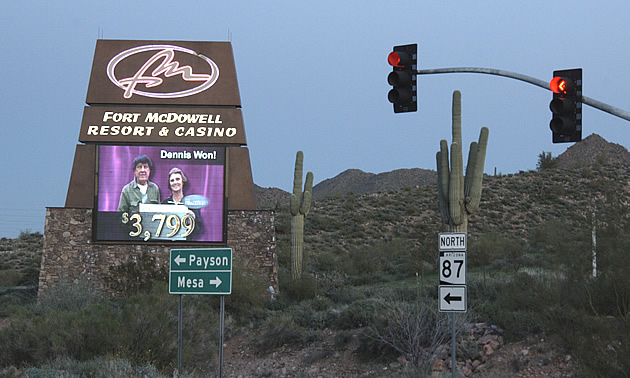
[118,154,161,214]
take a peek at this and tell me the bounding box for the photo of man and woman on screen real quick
[95,145,225,243]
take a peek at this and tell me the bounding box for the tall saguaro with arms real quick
[549,68,582,143]
[290,151,313,280]
[436,91,489,233]
[387,44,417,113]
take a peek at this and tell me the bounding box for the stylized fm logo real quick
[106,45,220,99]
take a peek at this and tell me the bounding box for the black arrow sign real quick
[444,292,462,304]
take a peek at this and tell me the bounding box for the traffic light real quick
[387,44,417,113]
[549,68,582,143]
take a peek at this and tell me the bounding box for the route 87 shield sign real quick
[439,251,466,285]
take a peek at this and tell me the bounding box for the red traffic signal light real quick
[549,76,576,95]
[388,51,412,68]
[387,44,417,113]
[549,69,582,143]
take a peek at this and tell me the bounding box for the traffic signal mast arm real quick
[417,67,630,122]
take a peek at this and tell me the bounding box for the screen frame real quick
[93,144,228,245]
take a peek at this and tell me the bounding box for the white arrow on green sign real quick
[169,247,232,295]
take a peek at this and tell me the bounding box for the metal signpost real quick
[438,232,467,377]
[169,247,233,377]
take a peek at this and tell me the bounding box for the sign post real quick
[438,232,467,378]
[169,247,233,377]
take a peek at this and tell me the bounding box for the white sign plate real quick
[439,251,466,285]
[439,232,467,251]
[439,286,467,312]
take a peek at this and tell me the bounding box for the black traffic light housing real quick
[388,44,417,113]
[550,68,582,143]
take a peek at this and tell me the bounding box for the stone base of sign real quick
[38,207,277,296]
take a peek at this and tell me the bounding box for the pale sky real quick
[1,1,629,237]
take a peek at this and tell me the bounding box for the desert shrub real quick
[48,303,122,360]
[38,278,101,312]
[118,284,220,372]
[0,288,37,316]
[17,266,40,286]
[474,273,547,341]
[359,298,459,368]
[0,300,123,367]
[536,151,558,171]
[334,298,379,330]
[0,269,21,287]
[18,231,42,242]
[326,284,366,305]
[543,305,630,376]
[0,281,220,373]
[220,261,269,321]
[469,232,528,272]
[107,252,168,295]
[118,286,178,370]
[466,275,500,302]
[589,236,630,317]
[0,305,56,366]
[343,238,420,278]
[23,356,163,377]
[280,271,317,301]
[481,305,543,341]
[314,270,348,297]
[468,232,506,268]
[355,331,399,364]
[289,298,337,330]
[254,313,319,354]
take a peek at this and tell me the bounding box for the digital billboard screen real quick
[95,145,226,243]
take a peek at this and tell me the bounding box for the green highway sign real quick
[169,247,232,295]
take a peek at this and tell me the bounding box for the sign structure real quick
[71,40,256,243]
[438,232,467,312]
[169,247,232,295]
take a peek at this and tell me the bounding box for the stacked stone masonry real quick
[39,208,277,296]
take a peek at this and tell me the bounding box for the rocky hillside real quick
[555,133,630,168]
[312,168,437,199]
[255,133,630,208]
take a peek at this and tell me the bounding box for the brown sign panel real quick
[86,40,241,106]
[79,106,247,145]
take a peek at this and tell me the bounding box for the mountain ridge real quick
[254,133,630,208]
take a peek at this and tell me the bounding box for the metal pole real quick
[219,295,225,377]
[178,294,182,376]
[418,67,630,122]
[451,312,456,378]
[592,212,597,278]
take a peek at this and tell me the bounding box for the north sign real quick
[439,232,466,251]
[169,247,232,295]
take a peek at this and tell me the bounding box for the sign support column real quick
[438,232,467,377]
[169,247,233,377]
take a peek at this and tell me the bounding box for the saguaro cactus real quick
[290,151,313,280]
[436,91,489,232]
